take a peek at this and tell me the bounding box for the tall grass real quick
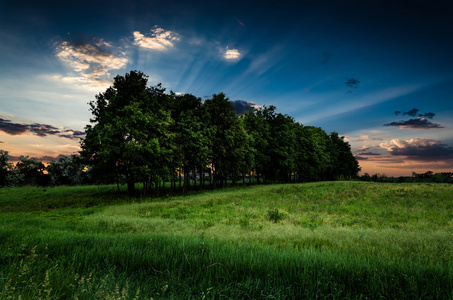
[1,181,452,298]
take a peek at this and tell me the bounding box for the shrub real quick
[267,208,283,223]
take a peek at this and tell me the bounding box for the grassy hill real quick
[1,181,452,299]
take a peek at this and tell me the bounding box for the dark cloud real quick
[29,123,60,137]
[321,52,332,64]
[354,155,369,161]
[8,154,68,163]
[421,112,435,119]
[395,109,435,119]
[380,138,453,161]
[383,118,443,129]
[354,150,382,160]
[59,129,85,139]
[8,155,20,162]
[345,78,359,89]
[355,154,381,161]
[385,109,442,129]
[357,152,381,156]
[230,100,258,115]
[38,154,68,163]
[0,117,84,139]
[403,108,419,117]
[0,118,29,135]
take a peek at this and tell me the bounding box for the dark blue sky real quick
[1,0,453,175]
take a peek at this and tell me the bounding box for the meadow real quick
[0,181,452,299]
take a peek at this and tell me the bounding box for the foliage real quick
[47,155,86,186]
[0,150,12,186]
[13,155,47,186]
[204,93,252,186]
[81,71,173,195]
[267,208,284,223]
[79,70,360,195]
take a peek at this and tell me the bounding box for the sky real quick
[1,0,453,177]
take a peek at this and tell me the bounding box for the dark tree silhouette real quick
[77,70,361,194]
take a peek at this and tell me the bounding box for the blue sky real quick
[1,0,453,176]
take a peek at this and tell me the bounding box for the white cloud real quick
[380,138,439,151]
[133,26,180,51]
[55,37,128,85]
[224,48,241,60]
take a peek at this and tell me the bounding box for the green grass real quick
[1,181,452,299]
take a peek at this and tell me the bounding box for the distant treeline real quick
[0,71,360,192]
[359,171,453,183]
[0,152,87,187]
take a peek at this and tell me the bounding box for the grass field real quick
[0,181,452,299]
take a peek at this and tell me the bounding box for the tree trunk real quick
[155,180,159,197]
[208,168,212,188]
[193,168,196,188]
[183,168,188,194]
[127,180,134,195]
[199,166,203,190]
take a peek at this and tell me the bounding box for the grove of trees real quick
[0,71,361,193]
[80,70,360,194]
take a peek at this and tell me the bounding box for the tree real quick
[204,93,251,187]
[296,126,332,181]
[14,156,46,186]
[78,70,361,194]
[328,132,360,179]
[0,150,12,187]
[244,108,270,184]
[262,108,297,183]
[170,93,210,193]
[47,155,86,186]
[80,71,173,195]
[245,106,296,183]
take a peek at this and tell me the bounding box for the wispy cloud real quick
[356,135,384,142]
[0,117,84,140]
[133,26,180,51]
[224,48,241,60]
[245,45,284,76]
[300,84,423,124]
[55,36,128,86]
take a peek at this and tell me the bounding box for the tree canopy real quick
[0,70,361,191]
[79,70,360,195]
